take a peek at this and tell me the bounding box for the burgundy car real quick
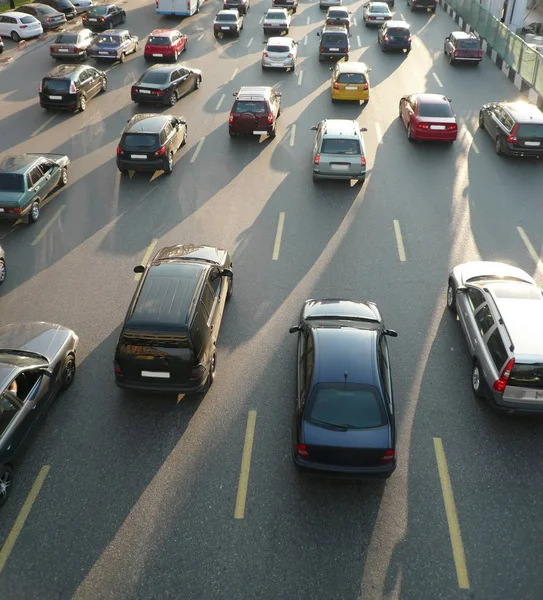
[144,28,187,62]
[229,86,282,139]
[399,93,458,143]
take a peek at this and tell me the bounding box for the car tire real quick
[169,91,177,106]
[173,49,178,62]
[262,64,268,71]
[60,167,68,187]
[121,12,126,23]
[120,52,125,63]
[101,77,107,93]
[79,95,87,112]
[181,127,187,147]
[448,53,455,65]
[312,174,320,182]
[345,54,349,60]
[478,111,485,129]
[471,362,486,399]
[0,258,6,285]
[407,124,414,141]
[29,201,40,224]
[194,76,201,90]
[11,31,21,42]
[443,44,447,55]
[229,129,237,137]
[61,353,76,391]
[205,352,216,391]
[0,465,13,507]
[226,274,233,301]
[269,124,277,139]
[164,151,174,174]
[495,136,505,156]
[331,96,337,103]
[446,278,456,313]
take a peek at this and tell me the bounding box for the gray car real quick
[447,261,543,413]
[0,245,5,285]
[311,119,367,183]
[262,36,297,71]
[0,322,79,506]
[18,3,66,28]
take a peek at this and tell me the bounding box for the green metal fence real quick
[446,0,543,95]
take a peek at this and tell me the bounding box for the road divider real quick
[306,16,310,24]
[31,204,65,247]
[215,93,225,111]
[190,137,205,163]
[460,126,480,154]
[393,219,406,262]
[357,35,361,46]
[433,438,470,590]
[289,124,296,147]
[272,212,285,261]
[234,410,257,519]
[304,35,308,46]
[432,72,444,88]
[135,239,158,281]
[517,226,543,269]
[353,17,357,25]
[0,465,50,573]
[297,70,304,86]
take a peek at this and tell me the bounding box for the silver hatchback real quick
[262,36,298,70]
[447,261,543,413]
[311,119,367,183]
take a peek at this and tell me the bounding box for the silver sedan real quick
[262,36,298,71]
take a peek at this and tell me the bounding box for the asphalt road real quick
[1,0,543,598]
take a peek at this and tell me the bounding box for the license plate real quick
[89,17,97,20]
[58,48,69,52]
[221,26,230,29]
[99,51,109,55]
[254,130,268,134]
[345,85,357,90]
[525,141,541,146]
[331,164,349,171]
[431,125,446,130]
[152,53,163,56]
[49,95,62,99]
[376,16,384,19]
[132,154,147,159]
[141,370,170,378]
[329,47,339,51]
[139,89,151,94]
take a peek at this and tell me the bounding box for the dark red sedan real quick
[399,93,458,143]
[144,29,187,62]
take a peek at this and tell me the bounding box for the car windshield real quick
[322,33,347,43]
[418,102,453,117]
[457,38,480,48]
[122,133,160,148]
[388,27,409,36]
[321,138,361,154]
[141,71,169,84]
[0,174,24,192]
[267,44,290,52]
[517,123,543,137]
[216,13,236,20]
[371,5,389,12]
[337,72,366,83]
[20,15,36,23]
[148,36,170,45]
[43,79,71,93]
[88,5,108,14]
[233,100,267,113]
[54,33,78,43]
[307,383,387,429]
[96,35,120,44]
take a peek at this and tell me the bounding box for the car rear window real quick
[457,38,480,49]
[0,174,24,193]
[121,133,160,148]
[141,71,169,84]
[328,9,347,16]
[54,33,78,43]
[267,44,290,52]
[266,12,285,18]
[20,16,36,23]
[321,138,361,154]
[509,363,543,389]
[233,100,267,113]
[322,33,347,44]
[337,72,366,84]
[89,5,107,14]
[387,27,409,36]
[120,334,191,351]
[418,102,453,118]
[517,123,543,137]
[57,0,74,7]
[148,36,170,45]
[371,5,388,12]
[42,79,71,93]
[307,383,387,429]
[216,13,236,20]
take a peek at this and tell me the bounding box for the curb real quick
[439,0,543,110]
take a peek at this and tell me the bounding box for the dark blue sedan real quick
[88,29,138,62]
[289,298,398,479]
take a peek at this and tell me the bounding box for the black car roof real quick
[322,24,349,32]
[143,64,179,75]
[124,114,172,134]
[45,64,86,79]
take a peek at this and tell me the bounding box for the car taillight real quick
[408,37,412,42]
[368,16,374,20]
[98,16,105,21]
[20,25,28,29]
[320,46,325,52]
[70,82,77,93]
[191,364,206,379]
[4,207,22,214]
[340,47,347,52]
[417,122,430,129]
[361,156,366,166]
[113,361,123,376]
[477,49,483,57]
[446,123,458,131]
[229,113,234,123]
[50,46,55,51]
[506,124,519,143]
[493,358,515,392]
[131,86,137,93]
[287,53,293,58]
[314,154,320,165]
[47,17,52,22]
[383,35,389,41]
[116,145,124,155]
[73,46,80,53]
[263,52,269,57]
[155,146,167,156]
[381,449,394,462]
[152,90,165,95]
[333,82,339,89]
[267,112,274,124]
[363,83,368,90]
[38,81,42,92]
[297,444,309,457]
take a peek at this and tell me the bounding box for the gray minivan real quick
[114,244,233,394]
[311,119,367,183]
[447,261,543,413]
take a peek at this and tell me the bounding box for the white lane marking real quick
[375,123,383,144]
[135,239,158,281]
[272,212,285,260]
[399,13,405,18]
[247,36,253,47]
[197,33,204,41]
[304,35,308,46]
[353,17,357,25]
[306,15,310,24]
[517,226,543,269]
[215,93,225,111]
[297,69,304,85]
[259,16,264,24]
[31,205,65,246]
[357,35,361,46]
[462,126,480,154]
[230,67,239,81]
[393,219,406,262]
[289,124,296,147]
[432,72,444,88]
[190,137,205,163]
[31,114,56,138]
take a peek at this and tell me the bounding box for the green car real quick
[0,153,70,224]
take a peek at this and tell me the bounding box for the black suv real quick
[317,24,351,61]
[39,64,107,112]
[406,0,437,12]
[444,31,482,65]
[117,113,187,174]
[32,0,77,19]
[114,244,233,395]
[479,100,543,158]
[223,0,249,15]
[228,86,282,138]
[378,20,411,52]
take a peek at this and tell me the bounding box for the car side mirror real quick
[456,285,467,293]
[289,325,300,333]
[310,125,318,131]
[133,265,145,274]
[368,68,372,71]
[385,329,398,338]
[448,98,452,102]
[361,127,368,132]
[41,368,54,378]
[233,92,238,96]
[221,268,233,277]
[329,67,333,71]
[316,32,320,36]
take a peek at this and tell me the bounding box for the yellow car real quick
[330,61,371,102]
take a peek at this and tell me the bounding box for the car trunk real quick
[232,100,269,133]
[120,133,161,161]
[511,123,543,151]
[319,137,362,175]
[41,78,75,103]
[416,115,457,132]
[321,34,348,53]
[503,362,543,405]
[335,72,367,98]
[146,37,173,56]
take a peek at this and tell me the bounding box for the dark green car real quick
[0,153,70,224]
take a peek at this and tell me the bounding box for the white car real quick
[262,36,297,70]
[263,8,291,34]
[363,2,392,25]
[0,12,43,42]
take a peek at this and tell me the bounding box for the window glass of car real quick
[307,383,387,429]
[517,123,543,137]
[201,284,215,317]
[267,12,284,18]
[370,5,388,12]
[466,287,485,310]
[39,160,55,174]
[387,27,409,36]
[321,138,361,154]
[457,38,479,49]
[28,166,43,187]
[0,393,20,437]
[208,268,221,296]
[122,133,159,148]
[216,13,236,21]
[91,5,108,13]
[474,305,494,336]
[378,337,392,406]
[322,33,347,44]
[20,15,37,23]
[418,102,453,118]
[149,36,169,44]
[55,33,77,43]
[267,44,290,52]
[141,71,168,85]
[305,336,314,391]
[0,174,25,192]
[57,0,74,8]
[486,328,508,371]
[234,100,266,113]
[337,72,366,84]
[170,70,181,81]
[162,121,172,141]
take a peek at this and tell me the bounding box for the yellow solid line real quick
[31,114,56,138]
[272,212,285,261]
[0,465,51,573]
[134,238,158,281]
[517,226,542,266]
[234,410,257,520]
[31,204,65,247]
[433,438,470,590]
[393,219,406,262]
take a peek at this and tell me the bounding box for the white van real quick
[155,0,203,16]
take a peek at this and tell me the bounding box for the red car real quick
[399,93,458,143]
[144,29,187,62]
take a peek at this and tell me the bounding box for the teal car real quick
[0,153,69,224]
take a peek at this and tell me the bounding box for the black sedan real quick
[82,3,125,30]
[0,322,79,506]
[131,64,202,106]
[289,298,398,478]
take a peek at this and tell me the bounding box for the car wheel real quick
[11,31,21,42]
[478,111,485,129]
[164,151,174,174]
[471,362,486,399]
[446,278,456,313]
[29,201,40,223]
[443,44,447,55]
[331,96,337,103]
[226,274,233,301]
[61,354,76,391]
[169,91,177,106]
[312,174,320,182]
[228,129,237,137]
[120,52,125,63]
[407,124,414,141]
[194,76,201,90]
[495,136,504,156]
[0,465,13,507]
[181,127,187,147]
[0,259,6,285]
[448,53,454,65]
[79,95,87,112]
[120,12,126,23]
[60,167,68,186]
[204,352,216,391]
[173,49,178,62]
[269,124,277,139]
[101,77,107,93]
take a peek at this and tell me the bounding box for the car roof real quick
[337,61,369,73]
[328,6,349,11]
[235,86,274,100]
[451,30,477,38]
[267,7,288,12]
[267,36,294,44]
[368,2,390,8]
[142,63,178,74]
[501,101,543,122]
[0,155,43,173]
[1,11,31,17]
[387,20,410,27]
[125,114,171,134]
[217,9,239,14]
[45,63,85,79]
[322,24,349,32]
[150,28,178,36]
[322,119,361,137]
[99,28,125,34]
[459,261,534,285]
[414,93,450,104]
[313,327,378,386]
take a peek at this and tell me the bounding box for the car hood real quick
[457,261,535,285]
[0,322,75,362]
